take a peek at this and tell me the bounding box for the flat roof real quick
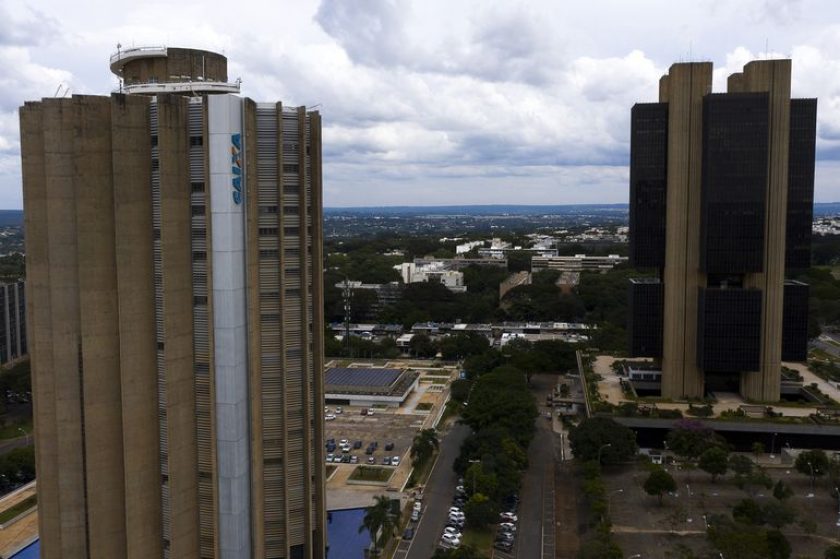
[325,367,403,388]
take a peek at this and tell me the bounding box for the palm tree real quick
[410,428,440,468]
[359,495,395,556]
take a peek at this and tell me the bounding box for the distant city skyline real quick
[2,0,840,208]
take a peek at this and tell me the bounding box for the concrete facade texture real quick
[20,48,325,559]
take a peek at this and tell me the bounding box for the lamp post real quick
[17,427,30,446]
[770,432,778,459]
[597,443,612,465]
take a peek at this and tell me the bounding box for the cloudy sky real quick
[2,0,840,208]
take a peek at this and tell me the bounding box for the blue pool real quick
[327,507,371,559]
[9,508,369,559]
[10,540,39,558]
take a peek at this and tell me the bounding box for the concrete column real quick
[660,63,712,399]
[20,100,64,559]
[73,95,128,559]
[157,94,200,559]
[111,93,163,559]
[740,60,791,402]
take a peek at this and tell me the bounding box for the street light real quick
[597,443,612,465]
[770,432,778,459]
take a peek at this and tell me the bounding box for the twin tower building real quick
[20,48,326,558]
[629,59,816,402]
[20,50,818,558]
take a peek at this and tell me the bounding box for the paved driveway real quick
[401,423,470,559]
[514,374,559,559]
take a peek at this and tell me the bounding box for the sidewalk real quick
[0,481,38,558]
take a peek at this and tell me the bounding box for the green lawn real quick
[0,494,36,524]
[349,466,393,483]
[0,419,32,441]
[461,527,493,554]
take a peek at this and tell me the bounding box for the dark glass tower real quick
[628,59,816,401]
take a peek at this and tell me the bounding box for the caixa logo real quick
[231,133,242,204]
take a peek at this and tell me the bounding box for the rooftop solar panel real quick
[325,367,403,388]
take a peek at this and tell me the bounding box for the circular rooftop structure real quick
[110,46,240,95]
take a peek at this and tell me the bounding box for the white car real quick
[440,533,461,546]
[448,512,465,522]
[326,453,335,462]
[413,501,422,512]
[367,408,375,415]
[339,439,349,445]
[325,414,336,421]
[500,512,518,522]
[499,522,517,532]
[448,507,462,515]
[335,406,343,414]
[443,527,462,539]
[392,456,400,466]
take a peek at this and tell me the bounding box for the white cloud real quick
[0,0,839,209]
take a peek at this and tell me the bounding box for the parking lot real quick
[325,406,429,510]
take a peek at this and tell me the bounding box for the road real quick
[515,374,559,559]
[401,423,470,559]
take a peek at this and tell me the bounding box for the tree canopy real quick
[568,417,638,465]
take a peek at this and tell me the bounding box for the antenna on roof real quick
[765,38,769,59]
[53,84,63,97]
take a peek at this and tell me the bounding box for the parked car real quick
[325,414,336,421]
[383,457,391,465]
[392,456,400,466]
[448,507,462,515]
[367,408,375,415]
[500,512,518,522]
[353,440,363,449]
[367,456,375,464]
[413,501,422,512]
[403,528,414,540]
[440,533,461,546]
[350,455,358,464]
[365,447,374,455]
[494,540,513,551]
[339,439,349,445]
[443,527,462,539]
[385,442,394,451]
[360,409,368,416]
[499,522,517,533]
[410,509,420,521]
[335,406,343,414]
[326,453,335,462]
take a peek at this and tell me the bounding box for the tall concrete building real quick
[20,47,325,559]
[0,280,26,366]
[628,59,815,402]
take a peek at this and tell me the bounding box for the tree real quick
[359,495,396,556]
[765,529,791,559]
[772,480,794,501]
[666,420,726,460]
[464,492,496,528]
[409,333,437,358]
[431,546,484,559]
[825,544,840,559]
[762,500,796,529]
[795,449,830,488]
[729,454,754,476]
[732,499,765,525]
[644,467,676,505]
[699,447,729,482]
[706,514,769,559]
[734,466,772,496]
[752,441,766,457]
[568,417,638,465]
[410,429,439,468]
